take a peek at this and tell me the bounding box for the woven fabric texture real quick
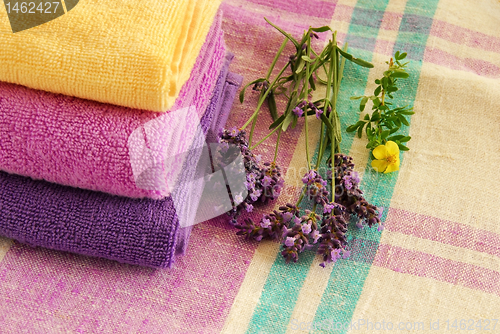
[0,0,222,111]
[0,0,499,333]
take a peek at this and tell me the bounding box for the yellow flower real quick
[371,141,400,173]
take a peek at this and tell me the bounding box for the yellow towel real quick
[0,0,221,111]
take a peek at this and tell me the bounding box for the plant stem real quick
[295,187,306,207]
[250,123,282,150]
[316,122,325,166]
[248,116,258,146]
[266,39,288,80]
[248,40,289,146]
[273,128,282,163]
[303,34,312,170]
[241,64,289,131]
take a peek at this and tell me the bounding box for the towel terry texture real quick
[0,67,242,268]
[0,13,226,200]
[0,0,222,111]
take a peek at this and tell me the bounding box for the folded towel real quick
[0,70,242,268]
[0,15,226,200]
[0,0,222,111]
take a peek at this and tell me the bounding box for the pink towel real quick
[0,14,226,199]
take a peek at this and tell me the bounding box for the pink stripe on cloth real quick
[374,244,500,296]
[431,20,500,53]
[379,12,403,31]
[374,39,396,56]
[424,47,500,77]
[244,0,336,19]
[331,4,355,23]
[221,2,331,43]
[0,15,226,200]
[385,208,500,258]
[0,219,256,333]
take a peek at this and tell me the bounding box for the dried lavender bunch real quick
[235,204,299,241]
[301,169,329,204]
[223,19,393,267]
[260,162,285,203]
[332,153,384,230]
[281,210,320,263]
[216,128,284,224]
[317,202,349,267]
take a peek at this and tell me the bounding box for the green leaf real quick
[295,58,306,74]
[373,98,381,107]
[311,26,332,32]
[357,124,364,138]
[387,135,405,141]
[364,114,370,121]
[399,114,410,126]
[398,52,407,60]
[398,143,410,151]
[346,120,365,132]
[336,47,374,68]
[400,136,411,143]
[381,130,390,140]
[239,78,267,103]
[350,96,363,100]
[360,96,369,111]
[389,127,399,134]
[381,76,388,89]
[346,124,358,132]
[301,55,314,62]
[320,113,334,133]
[269,113,286,130]
[387,86,398,93]
[334,111,342,143]
[309,75,316,91]
[267,91,278,121]
[265,18,300,49]
[370,112,380,122]
[282,110,294,131]
[374,85,381,97]
[390,69,409,78]
[399,110,415,115]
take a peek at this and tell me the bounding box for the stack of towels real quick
[0,1,241,268]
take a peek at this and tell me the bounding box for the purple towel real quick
[0,69,243,269]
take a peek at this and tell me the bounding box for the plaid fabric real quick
[1,0,499,332]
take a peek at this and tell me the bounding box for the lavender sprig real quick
[223,20,391,268]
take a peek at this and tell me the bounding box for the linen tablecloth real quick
[0,0,499,332]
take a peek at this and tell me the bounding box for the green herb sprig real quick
[239,18,373,169]
[346,51,414,151]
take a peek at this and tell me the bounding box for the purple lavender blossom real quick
[302,169,329,204]
[261,217,271,228]
[311,230,321,243]
[293,107,304,117]
[302,223,312,234]
[245,203,254,213]
[315,108,324,119]
[285,237,295,247]
[229,127,240,137]
[262,175,272,187]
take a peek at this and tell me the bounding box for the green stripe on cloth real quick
[245,1,390,333]
[311,1,441,333]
